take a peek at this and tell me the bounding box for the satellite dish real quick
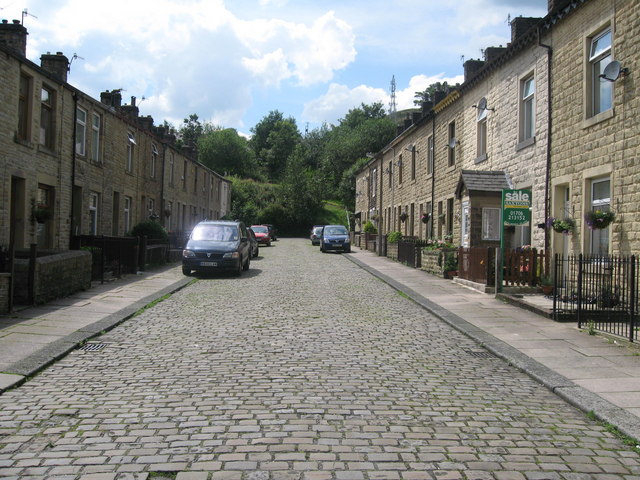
[448,137,458,149]
[601,60,628,82]
[477,97,487,111]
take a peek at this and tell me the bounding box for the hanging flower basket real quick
[546,217,575,235]
[31,206,52,224]
[399,212,408,223]
[164,209,172,218]
[584,210,615,230]
[421,213,430,224]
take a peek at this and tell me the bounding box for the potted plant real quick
[399,212,408,223]
[387,231,402,243]
[363,220,377,234]
[164,208,172,218]
[546,217,575,234]
[421,212,430,224]
[442,252,457,278]
[584,210,615,230]
[539,274,554,295]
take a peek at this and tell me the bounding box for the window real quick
[91,113,101,163]
[446,198,454,236]
[148,198,155,219]
[40,86,55,149]
[371,168,377,198]
[151,144,158,179]
[448,121,456,167]
[589,177,611,255]
[388,161,392,188]
[589,28,613,116]
[476,100,487,160]
[482,208,500,241]
[75,107,87,155]
[410,147,416,180]
[123,196,131,233]
[18,74,32,140]
[461,202,470,247]
[169,153,175,186]
[398,155,403,184]
[183,160,188,190]
[89,192,99,235]
[427,136,434,175]
[521,77,535,141]
[126,132,135,172]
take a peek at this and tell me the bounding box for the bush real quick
[387,231,402,243]
[129,220,168,242]
[363,220,377,234]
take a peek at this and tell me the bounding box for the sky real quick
[1,0,548,136]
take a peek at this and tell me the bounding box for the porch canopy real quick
[454,170,512,199]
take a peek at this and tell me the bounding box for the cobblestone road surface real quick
[1,239,639,479]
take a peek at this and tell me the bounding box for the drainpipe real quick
[377,155,383,255]
[69,92,78,249]
[538,26,552,266]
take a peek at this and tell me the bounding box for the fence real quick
[397,238,430,268]
[458,247,495,285]
[552,254,638,341]
[503,248,547,287]
[71,235,140,282]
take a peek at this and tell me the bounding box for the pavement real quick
[1,245,640,445]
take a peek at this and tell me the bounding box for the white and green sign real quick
[502,189,531,226]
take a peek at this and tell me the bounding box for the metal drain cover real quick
[79,343,107,352]
[465,349,495,358]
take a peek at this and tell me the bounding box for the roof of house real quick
[455,170,513,198]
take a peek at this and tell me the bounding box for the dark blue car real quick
[182,220,251,276]
[319,224,351,253]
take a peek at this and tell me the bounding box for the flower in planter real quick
[399,212,408,222]
[584,210,615,230]
[31,205,52,224]
[421,212,430,224]
[546,217,575,235]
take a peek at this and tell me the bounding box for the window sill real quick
[37,144,57,157]
[582,108,614,129]
[474,153,488,164]
[14,135,34,149]
[516,137,535,152]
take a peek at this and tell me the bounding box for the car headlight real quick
[223,251,240,259]
[183,250,195,258]
[344,238,350,243]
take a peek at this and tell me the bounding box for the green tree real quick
[198,127,261,179]
[413,81,458,105]
[179,114,204,148]
[249,111,301,182]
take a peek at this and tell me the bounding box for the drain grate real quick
[79,343,107,352]
[465,349,495,359]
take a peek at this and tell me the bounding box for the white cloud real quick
[395,74,465,110]
[302,83,388,125]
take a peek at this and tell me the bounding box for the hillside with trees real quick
[172,103,396,235]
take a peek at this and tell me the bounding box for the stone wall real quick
[0,273,9,314]
[13,250,91,305]
[386,242,398,261]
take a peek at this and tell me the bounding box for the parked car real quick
[310,225,324,245]
[182,220,251,276]
[265,224,278,241]
[320,224,351,253]
[250,225,272,246]
[246,227,259,258]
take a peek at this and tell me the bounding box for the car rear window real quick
[192,224,238,241]
[252,226,268,234]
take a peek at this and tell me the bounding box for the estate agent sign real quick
[502,189,531,226]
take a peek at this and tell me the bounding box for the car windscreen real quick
[191,224,238,242]
[252,226,268,234]
[325,226,347,235]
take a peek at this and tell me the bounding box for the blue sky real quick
[2,0,548,136]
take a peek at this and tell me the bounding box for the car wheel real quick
[182,266,191,276]
[320,245,325,252]
[344,247,351,253]
[243,255,250,271]
[255,247,259,258]
[235,260,242,276]
[267,242,271,247]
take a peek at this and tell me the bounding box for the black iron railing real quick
[552,254,638,342]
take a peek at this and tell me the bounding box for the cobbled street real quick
[1,238,639,480]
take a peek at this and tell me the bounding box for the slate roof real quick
[455,170,513,198]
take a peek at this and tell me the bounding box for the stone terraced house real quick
[356,0,638,259]
[0,19,230,252]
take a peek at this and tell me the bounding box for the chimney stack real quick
[484,46,507,64]
[100,90,123,108]
[433,89,448,104]
[511,17,541,42]
[0,19,28,56]
[40,51,69,82]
